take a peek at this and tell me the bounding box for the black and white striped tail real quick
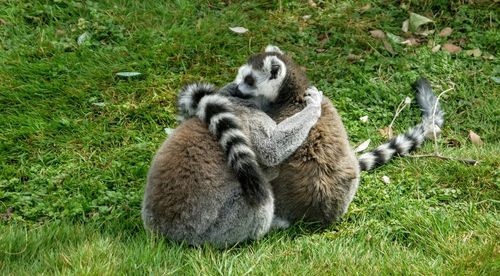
[177,83,217,123]
[358,77,444,171]
[177,83,269,206]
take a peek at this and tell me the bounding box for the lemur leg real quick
[271,216,290,229]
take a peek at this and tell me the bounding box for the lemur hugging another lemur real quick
[142,63,324,247]
[142,45,444,247]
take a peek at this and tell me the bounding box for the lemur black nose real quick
[244,75,255,86]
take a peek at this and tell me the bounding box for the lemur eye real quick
[244,75,255,86]
[270,64,280,80]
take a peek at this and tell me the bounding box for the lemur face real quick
[234,45,287,102]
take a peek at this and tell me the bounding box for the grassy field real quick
[1,0,499,274]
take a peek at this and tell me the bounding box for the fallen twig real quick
[407,153,479,165]
[431,85,454,153]
[388,96,411,138]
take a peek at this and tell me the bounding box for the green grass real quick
[1,0,499,274]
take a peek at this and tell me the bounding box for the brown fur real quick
[272,98,359,225]
[260,53,360,225]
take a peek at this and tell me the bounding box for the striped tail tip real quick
[235,161,271,206]
[177,83,217,121]
[413,77,445,128]
[197,93,270,206]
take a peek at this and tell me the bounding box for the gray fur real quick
[142,83,322,247]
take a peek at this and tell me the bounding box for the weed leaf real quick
[77,32,91,45]
[386,32,404,44]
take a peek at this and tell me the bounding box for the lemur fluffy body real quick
[231,46,444,225]
[141,77,323,247]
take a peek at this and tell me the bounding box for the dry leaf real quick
[229,26,248,34]
[383,40,396,55]
[468,130,484,145]
[0,19,7,25]
[465,48,482,57]
[164,128,175,135]
[402,19,409,33]
[439,27,453,37]
[482,52,495,60]
[359,115,369,122]
[382,176,391,184]
[1,207,13,221]
[445,138,462,148]
[416,29,435,37]
[370,30,386,39]
[302,15,311,20]
[347,53,361,63]
[354,139,371,153]
[402,38,420,46]
[56,29,66,36]
[308,0,317,8]
[442,43,462,53]
[432,45,441,52]
[318,33,330,45]
[379,126,394,138]
[359,3,371,12]
[92,102,106,107]
[409,12,433,32]
[424,125,442,140]
[116,72,142,78]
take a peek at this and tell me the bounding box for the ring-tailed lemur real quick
[142,82,323,247]
[225,45,444,225]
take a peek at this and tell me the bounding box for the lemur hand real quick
[304,86,323,117]
[304,86,323,106]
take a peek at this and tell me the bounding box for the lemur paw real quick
[304,86,323,106]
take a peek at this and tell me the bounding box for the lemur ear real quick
[265,45,284,54]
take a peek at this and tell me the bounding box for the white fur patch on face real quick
[234,56,287,102]
[265,45,283,54]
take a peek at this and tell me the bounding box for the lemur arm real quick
[248,86,323,167]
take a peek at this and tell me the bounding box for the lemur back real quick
[232,46,444,225]
[142,82,322,247]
